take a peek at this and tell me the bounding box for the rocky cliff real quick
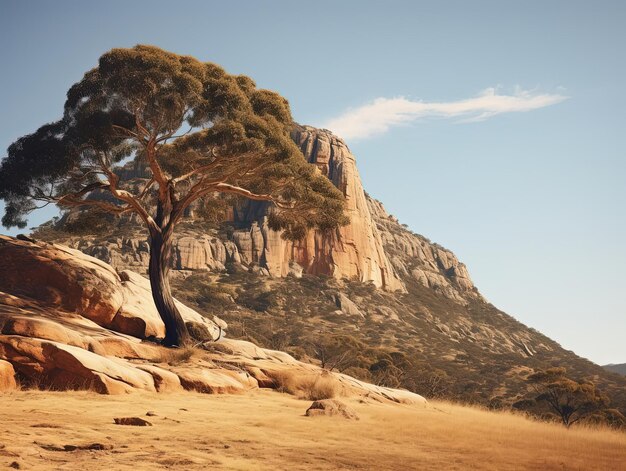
[45,125,478,304]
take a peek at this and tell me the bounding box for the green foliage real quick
[527,367,609,427]
[0,45,347,346]
[0,44,347,239]
[175,273,236,314]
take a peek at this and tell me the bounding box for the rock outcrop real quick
[47,124,484,304]
[367,196,481,304]
[305,399,359,420]
[0,235,426,404]
[0,236,223,341]
[0,359,17,391]
[226,126,405,291]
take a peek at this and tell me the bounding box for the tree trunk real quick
[148,230,191,347]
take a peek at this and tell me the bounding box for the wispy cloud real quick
[320,87,568,141]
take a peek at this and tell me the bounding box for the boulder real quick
[305,399,359,420]
[0,236,124,325]
[0,359,17,391]
[114,417,152,426]
[115,270,223,341]
[135,364,183,392]
[0,336,156,394]
[174,364,258,394]
[334,293,364,318]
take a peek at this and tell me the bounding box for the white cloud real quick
[320,87,568,141]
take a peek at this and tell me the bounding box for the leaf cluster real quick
[0,45,347,238]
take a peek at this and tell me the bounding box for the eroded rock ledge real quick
[0,235,425,405]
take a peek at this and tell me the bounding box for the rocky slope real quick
[0,235,424,405]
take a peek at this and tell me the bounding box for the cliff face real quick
[367,196,481,304]
[228,125,404,292]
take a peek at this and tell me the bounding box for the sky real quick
[1,0,624,365]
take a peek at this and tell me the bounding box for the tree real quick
[0,45,347,347]
[310,334,365,372]
[528,367,608,428]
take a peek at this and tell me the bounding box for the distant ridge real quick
[603,363,626,375]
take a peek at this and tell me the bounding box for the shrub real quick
[272,370,339,400]
[157,346,199,365]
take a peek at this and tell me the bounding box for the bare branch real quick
[97,156,160,235]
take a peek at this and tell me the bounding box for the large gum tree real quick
[0,45,347,347]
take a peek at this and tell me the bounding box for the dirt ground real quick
[1,389,625,470]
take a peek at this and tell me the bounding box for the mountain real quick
[604,364,626,375]
[31,125,626,414]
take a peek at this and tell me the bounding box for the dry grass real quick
[156,345,200,366]
[272,370,338,400]
[0,390,625,470]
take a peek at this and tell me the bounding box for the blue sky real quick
[1,0,624,365]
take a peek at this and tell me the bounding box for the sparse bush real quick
[272,370,339,400]
[157,346,199,366]
[237,289,279,312]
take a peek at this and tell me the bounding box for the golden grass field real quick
[1,390,625,470]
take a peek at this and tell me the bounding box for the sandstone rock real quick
[113,270,167,338]
[367,196,482,304]
[305,399,359,420]
[0,336,155,394]
[0,235,426,404]
[1,315,92,350]
[0,359,17,391]
[0,236,124,325]
[95,337,162,361]
[174,365,257,394]
[334,293,364,318]
[287,261,303,278]
[231,126,405,291]
[114,417,152,426]
[116,269,223,341]
[0,237,224,342]
[174,237,224,271]
[135,364,183,392]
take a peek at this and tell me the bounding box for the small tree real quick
[528,367,608,428]
[310,334,364,372]
[0,45,347,346]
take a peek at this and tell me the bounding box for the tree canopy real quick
[527,367,608,427]
[0,45,348,346]
[0,45,346,236]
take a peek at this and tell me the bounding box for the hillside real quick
[32,125,626,415]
